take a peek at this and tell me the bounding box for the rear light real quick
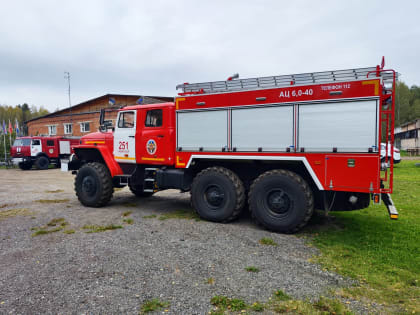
[394,148,400,153]
[373,194,381,204]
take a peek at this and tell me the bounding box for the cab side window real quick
[32,140,40,145]
[118,112,135,128]
[47,140,54,146]
[145,109,162,127]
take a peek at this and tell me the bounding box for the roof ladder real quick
[176,66,395,95]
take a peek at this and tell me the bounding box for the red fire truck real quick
[65,58,398,233]
[11,136,80,170]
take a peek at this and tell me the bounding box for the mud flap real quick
[381,193,398,220]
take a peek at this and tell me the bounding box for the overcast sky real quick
[0,0,419,112]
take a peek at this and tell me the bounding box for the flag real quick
[8,120,13,134]
[2,120,7,135]
[109,97,116,106]
[15,119,20,135]
[136,96,144,104]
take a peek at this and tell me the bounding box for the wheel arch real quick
[74,147,123,177]
[186,155,324,191]
[35,152,49,160]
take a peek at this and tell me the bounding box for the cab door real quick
[139,107,174,165]
[30,139,42,157]
[114,110,137,163]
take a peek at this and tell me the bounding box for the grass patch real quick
[36,199,69,204]
[47,218,67,227]
[44,189,64,193]
[31,218,68,236]
[82,224,123,233]
[158,209,200,221]
[0,208,33,221]
[245,266,260,273]
[208,292,352,314]
[143,214,157,219]
[63,229,75,234]
[139,298,169,314]
[123,218,134,224]
[250,301,265,312]
[210,296,248,312]
[273,289,291,301]
[304,160,420,313]
[0,204,8,209]
[123,202,137,208]
[32,229,61,236]
[270,297,353,315]
[122,210,132,217]
[259,237,278,246]
[206,277,215,285]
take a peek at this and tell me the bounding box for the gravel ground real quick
[0,168,353,314]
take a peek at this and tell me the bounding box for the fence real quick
[0,155,17,169]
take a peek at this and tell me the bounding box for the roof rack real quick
[176,66,395,95]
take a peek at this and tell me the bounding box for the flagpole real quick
[3,133,6,164]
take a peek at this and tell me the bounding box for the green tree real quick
[395,81,420,127]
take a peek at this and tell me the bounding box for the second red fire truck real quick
[64,58,398,233]
[12,136,80,170]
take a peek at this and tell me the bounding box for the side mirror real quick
[99,108,105,126]
[99,109,113,132]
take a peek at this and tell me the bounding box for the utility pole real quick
[64,72,72,135]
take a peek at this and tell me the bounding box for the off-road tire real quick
[191,167,245,222]
[128,183,154,198]
[249,169,314,233]
[75,162,114,207]
[18,162,32,170]
[35,156,49,170]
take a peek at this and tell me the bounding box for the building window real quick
[64,123,73,134]
[145,109,162,127]
[48,125,57,135]
[80,122,90,133]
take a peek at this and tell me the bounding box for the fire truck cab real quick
[112,103,176,166]
[66,58,398,233]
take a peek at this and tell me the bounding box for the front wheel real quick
[18,162,32,170]
[75,162,114,207]
[191,167,245,222]
[249,169,313,233]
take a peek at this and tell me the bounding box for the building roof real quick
[26,93,173,123]
[399,118,419,128]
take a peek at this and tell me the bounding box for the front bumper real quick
[12,157,32,165]
[12,158,23,165]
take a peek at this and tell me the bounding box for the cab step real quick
[143,167,158,192]
[116,174,131,185]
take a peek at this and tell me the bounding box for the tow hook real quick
[381,193,398,220]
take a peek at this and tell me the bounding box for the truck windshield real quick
[13,139,31,146]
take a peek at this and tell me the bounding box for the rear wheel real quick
[35,156,49,170]
[249,169,313,233]
[128,183,154,198]
[191,167,245,222]
[75,162,114,207]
